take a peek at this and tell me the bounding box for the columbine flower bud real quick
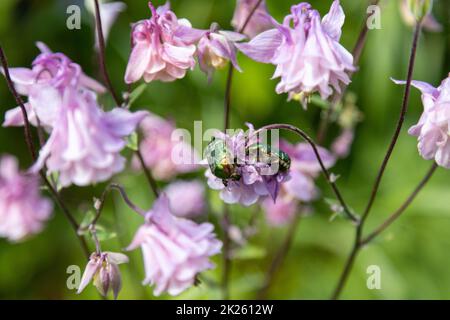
[406,0,433,22]
[197,23,245,81]
[77,251,129,299]
[400,0,441,31]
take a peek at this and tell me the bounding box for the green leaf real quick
[78,210,96,234]
[128,83,147,107]
[233,245,266,260]
[126,132,139,151]
[310,95,330,110]
[95,225,117,241]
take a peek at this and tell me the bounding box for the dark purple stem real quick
[331,21,422,300]
[93,0,122,106]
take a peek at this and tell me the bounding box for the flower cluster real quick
[237,0,355,107]
[127,195,221,296]
[2,44,147,187]
[0,156,52,241]
[125,2,245,83]
[205,125,290,206]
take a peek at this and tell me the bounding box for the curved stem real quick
[257,213,300,299]
[93,0,122,106]
[361,162,437,246]
[330,238,360,300]
[329,20,422,301]
[360,22,421,225]
[0,45,90,259]
[253,124,359,223]
[91,183,147,228]
[0,46,36,160]
[135,149,159,198]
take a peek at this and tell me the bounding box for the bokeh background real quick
[0,0,449,299]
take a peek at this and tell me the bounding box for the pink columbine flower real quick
[77,251,129,299]
[164,180,205,218]
[124,2,203,84]
[0,155,53,242]
[231,0,275,38]
[204,125,290,206]
[393,76,450,168]
[197,23,245,81]
[31,88,147,187]
[127,195,222,296]
[237,0,355,106]
[2,42,105,129]
[133,112,200,180]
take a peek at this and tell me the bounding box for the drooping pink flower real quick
[133,112,200,180]
[125,2,203,84]
[237,0,355,106]
[2,42,105,129]
[127,195,221,296]
[31,88,147,187]
[231,0,275,38]
[197,24,245,81]
[77,251,129,299]
[394,76,450,168]
[164,180,205,218]
[0,155,53,242]
[204,125,290,206]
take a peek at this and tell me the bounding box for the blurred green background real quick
[0,0,449,299]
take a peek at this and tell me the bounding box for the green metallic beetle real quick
[246,143,291,173]
[205,139,241,183]
[205,139,291,184]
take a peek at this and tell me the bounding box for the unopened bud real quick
[406,0,433,22]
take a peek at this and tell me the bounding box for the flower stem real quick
[361,162,437,246]
[223,0,264,132]
[331,22,423,299]
[135,149,159,198]
[93,0,122,106]
[254,124,359,223]
[221,204,231,300]
[91,183,147,227]
[331,162,436,299]
[360,21,422,227]
[257,213,301,299]
[220,0,264,299]
[0,45,90,260]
